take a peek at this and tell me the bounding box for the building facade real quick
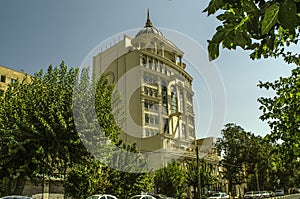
[93,11,196,163]
[0,65,29,95]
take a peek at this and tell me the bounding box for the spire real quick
[145,9,153,27]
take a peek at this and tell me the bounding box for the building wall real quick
[0,65,30,94]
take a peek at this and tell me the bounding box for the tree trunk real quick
[13,175,26,195]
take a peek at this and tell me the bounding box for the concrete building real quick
[93,10,196,164]
[0,65,29,95]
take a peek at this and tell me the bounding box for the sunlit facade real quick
[93,11,196,161]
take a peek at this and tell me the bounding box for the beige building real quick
[93,11,196,163]
[0,65,29,95]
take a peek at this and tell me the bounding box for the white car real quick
[260,191,270,198]
[208,192,229,199]
[130,195,157,199]
[87,194,118,199]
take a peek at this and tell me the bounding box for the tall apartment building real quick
[93,11,196,162]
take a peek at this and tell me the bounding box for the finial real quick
[145,9,153,27]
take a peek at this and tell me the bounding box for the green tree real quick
[216,123,250,193]
[204,0,300,65]
[154,161,186,199]
[185,159,217,198]
[63,157,110,199]
[66,70,153,199]
[0,62,153,197]
[0,62,87,196]
[258,67,300,190]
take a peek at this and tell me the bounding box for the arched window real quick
[161,81,168,113]
[170,85,178,113]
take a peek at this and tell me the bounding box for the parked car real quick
[130,195,157,199]
[0,196,33,199]
[254,191,263,199]
[274,190,284,196]
[87,194,118,199]
[244,191,256,199]
[291,188,300,194]
[268,191,275,197]
[208,192,229,199]
[260,191,270,198]
[207,191,218,197]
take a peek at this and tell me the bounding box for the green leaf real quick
[208,42,220,60]
[279,0,298,30]
[261,4,279,35]
[242,0,258,13]
[203,0,225,15]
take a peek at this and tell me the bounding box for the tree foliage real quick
[154,161,186,199]
[216,123,271,192]
[63,157,110,199]
[204,0,300,65]
[258,67,300,190]
[0,62,87,196]
[185,159,216,197]
[216,124,249,192]
[0,62,153,197]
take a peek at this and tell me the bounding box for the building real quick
[93,10,196,166]
[0,65,29,95]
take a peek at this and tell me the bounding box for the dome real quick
[135,9,163,37]
[136,26,163,37]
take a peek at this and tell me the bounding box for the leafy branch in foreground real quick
[204,0,300,65]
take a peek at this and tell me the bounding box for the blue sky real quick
[0,0,296,138]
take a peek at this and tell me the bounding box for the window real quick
[11,78,17,84]
[0,75,6,83]
[170,85,178,113]
[144,86,158,97]
[187,92,192,104]
[163,118,169,134]
[182,123,186,138]
[145,113,159,125]
[148,59,152,69]
[144,100,158,112]
[179,89,184,113]
[189,127,194,137]
[142,57,146,64]
[145,114,150,124]
[161,81,168,113]
[154,60,158,71]
[143,73,157,85]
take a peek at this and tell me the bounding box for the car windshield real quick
[245,192,253,195]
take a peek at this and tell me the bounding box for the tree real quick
[66,69,153,199]
[0,62,153,197]
[0,62,88,196]
[154,161,186,199]
[258,67,300,190]
[185,159,217,198]
[63,157,110,199]
[216,123,251,193]
[204,0,300,65]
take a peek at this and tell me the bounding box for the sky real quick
[0,0,296,139]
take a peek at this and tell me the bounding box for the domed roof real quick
[135,9,163,37]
